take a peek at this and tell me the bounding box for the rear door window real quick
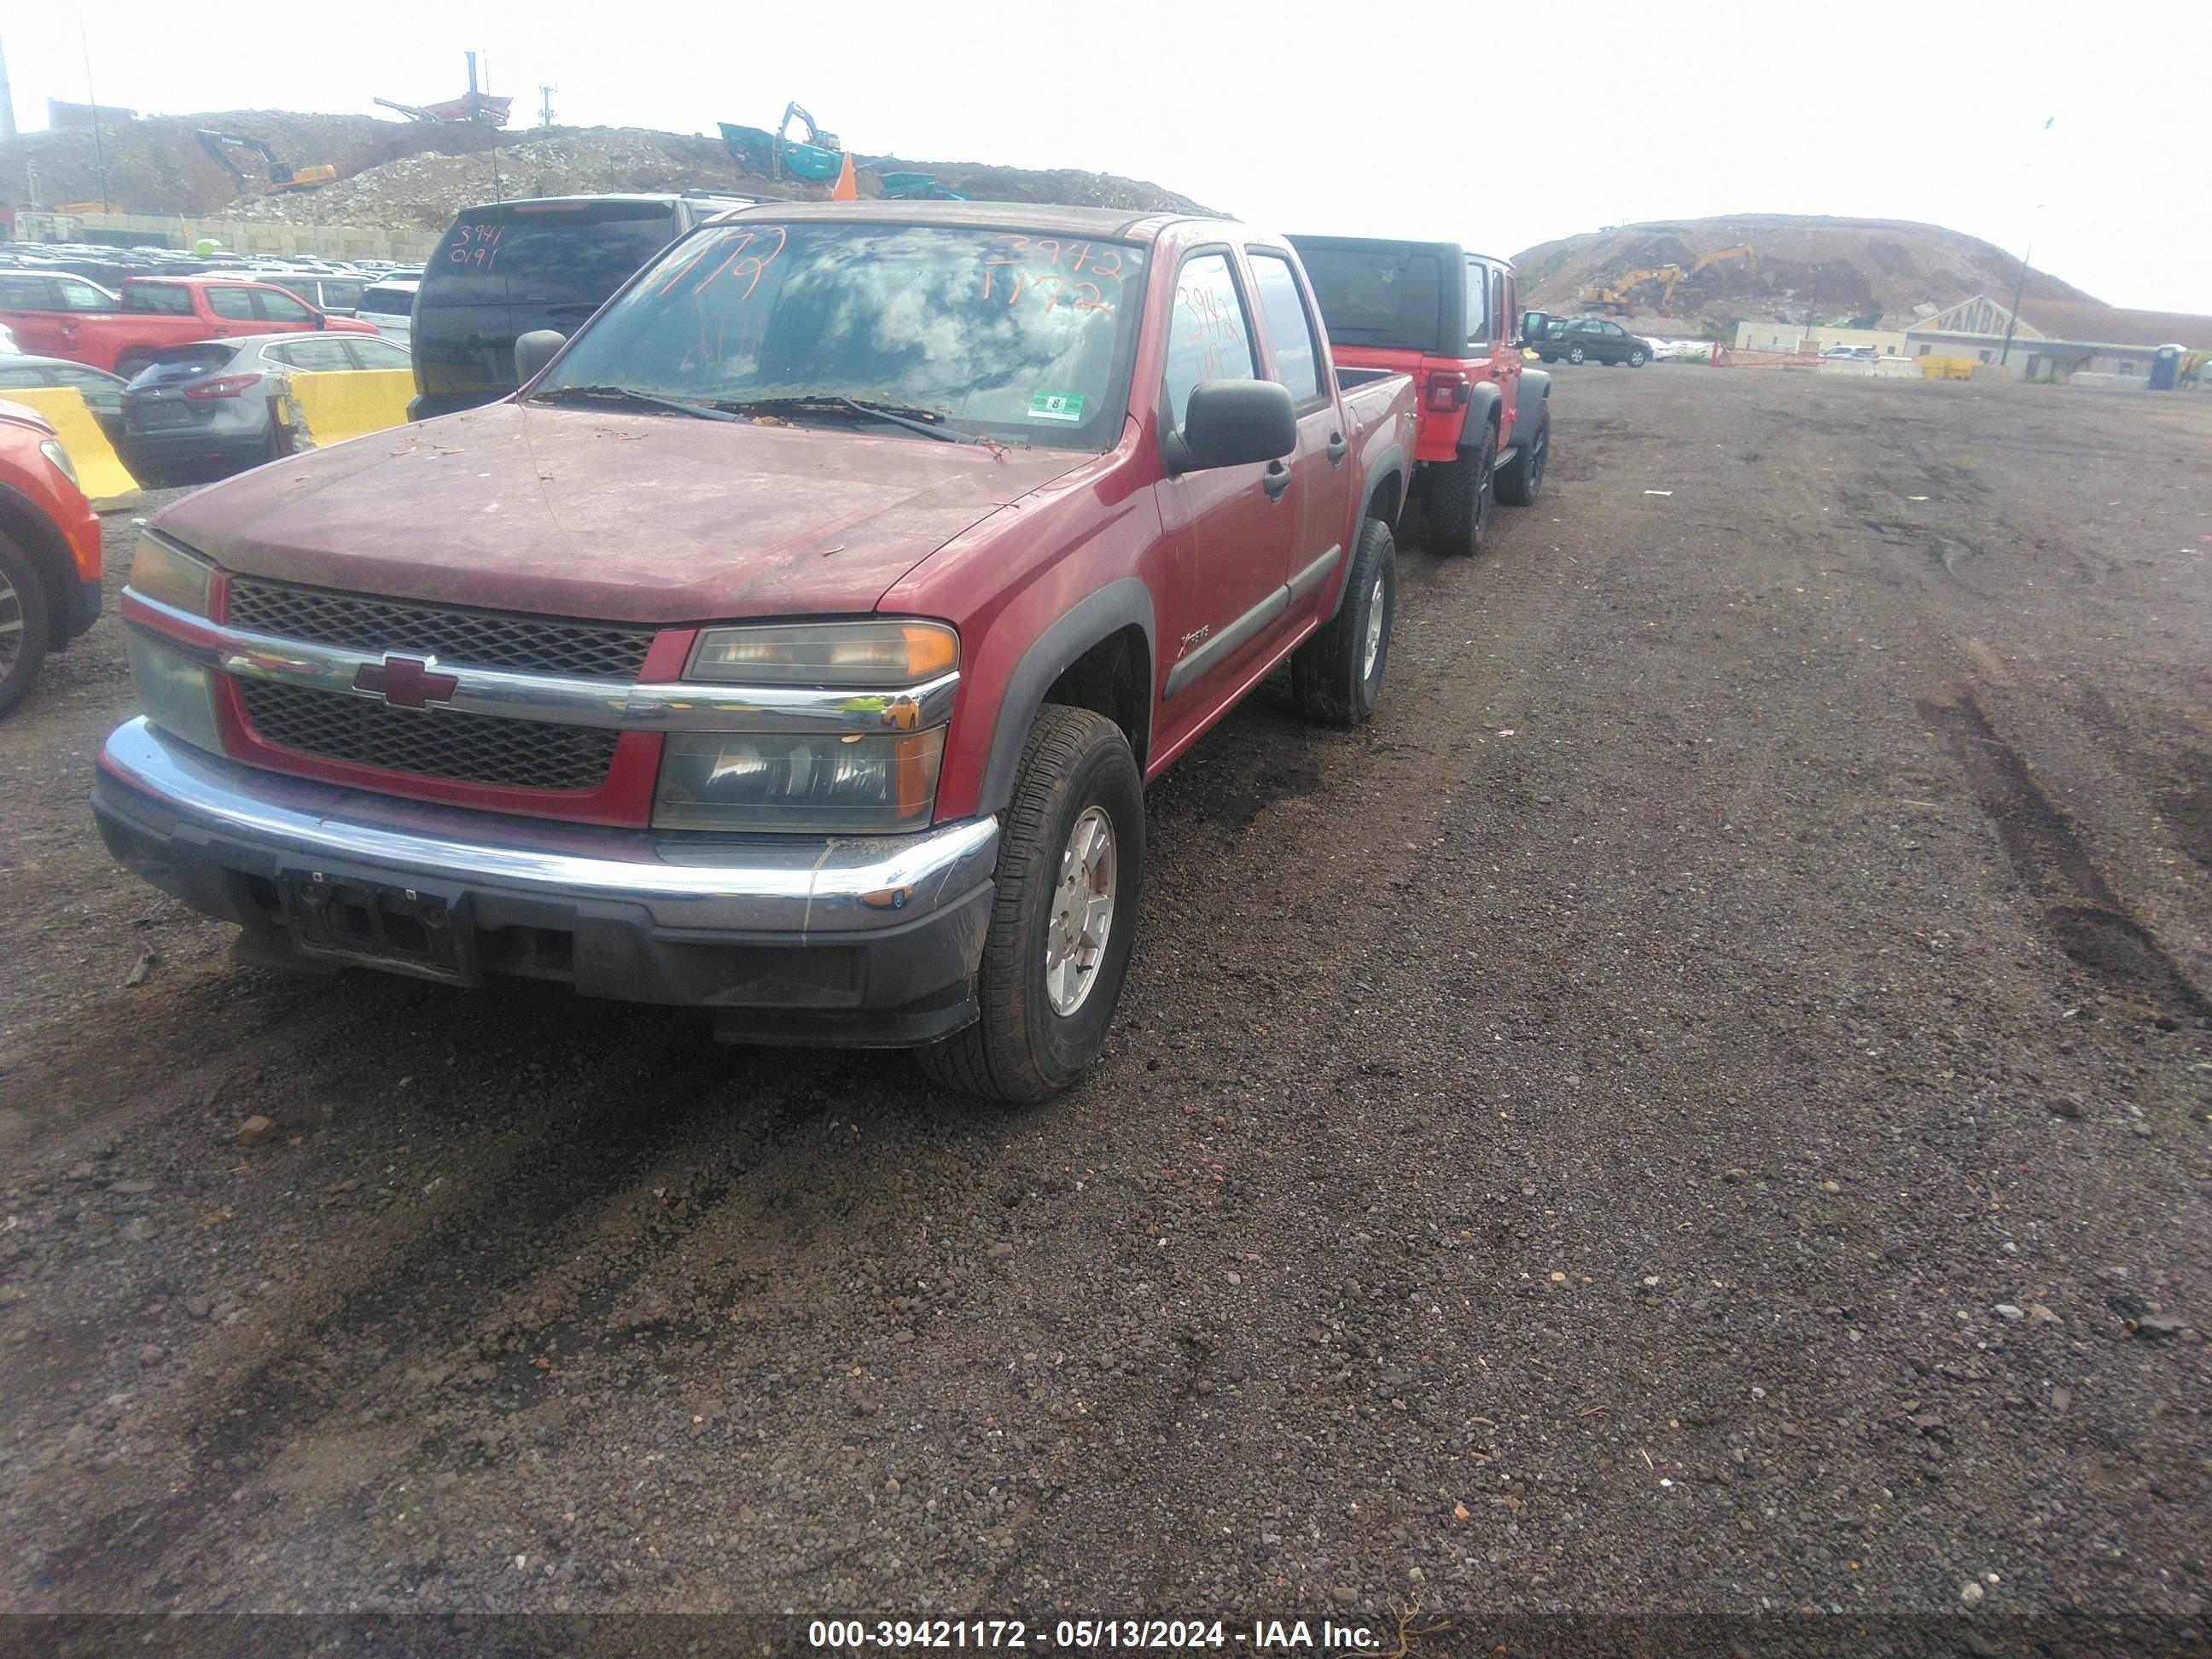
[1464,258,1490,346]
[1246,251,1324,408]
[422,203,678,310]
[253,287,317,323]
[122,284,195,315]
[207,287,257,322]
[1162,252,1258,431]
[0,275,54,310]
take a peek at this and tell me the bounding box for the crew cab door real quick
[0,273,67,356]
[1244,245,1350,613]
[1154,249,1299,731]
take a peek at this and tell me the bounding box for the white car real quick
[353,279,419,347]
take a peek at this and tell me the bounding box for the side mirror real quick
[313,311,328,330]
[514,329,568,386]
[1162,379,1297,474]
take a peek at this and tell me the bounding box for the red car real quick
[96,201,1417,1099]
[0,398,103,715]
[1289,236,1551,555]
[0,273,378,380]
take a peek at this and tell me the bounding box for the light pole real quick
[1998,116,2055,371]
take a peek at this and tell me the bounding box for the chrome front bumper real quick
[93,718,1000,1043]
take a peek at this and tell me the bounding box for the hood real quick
[157,401,1087,625]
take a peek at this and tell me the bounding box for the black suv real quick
[1533,316,1652,367]
[410,192,757,421]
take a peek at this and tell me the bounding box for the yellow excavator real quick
[1580,264,1685,312]
[1580,243,1761,314]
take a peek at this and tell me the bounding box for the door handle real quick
[1324,431,1348,466]
[1262,460,1291,501]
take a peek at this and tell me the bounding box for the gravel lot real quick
[2,367,2207,1642]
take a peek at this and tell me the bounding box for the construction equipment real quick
[719,102,845,183]
[1580,265,1685,313]
[373,93,514,125]
[1685,243,1759,281]
[195,130,336,192]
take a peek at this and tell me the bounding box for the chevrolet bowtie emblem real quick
[353,655,459,709]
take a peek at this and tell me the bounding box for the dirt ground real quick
[2,367,2207,1641]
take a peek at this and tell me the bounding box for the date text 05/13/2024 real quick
[806,1617,1390,1651]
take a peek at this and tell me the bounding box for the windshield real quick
[422,204,678,310]
[538,221,1147,450]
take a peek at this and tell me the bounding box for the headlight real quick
[654,728,946,833]
[130,533,215,618]
[127,632,225,755]
[39,438,79,490]
[687,620,958,687]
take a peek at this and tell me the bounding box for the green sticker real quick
[1027,390,1086,423]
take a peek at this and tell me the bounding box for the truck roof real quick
[1288,232,1514,270]
[717,198,1231,244]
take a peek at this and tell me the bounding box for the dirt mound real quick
[0,108,1211,233]
[1512,212,2100,329]
[0,110,500,217]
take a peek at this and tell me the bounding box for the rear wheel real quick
[0,534,54,718]
[1493,409,1549,506]
[1292,515,1395,726]
[1428,423,1495,556]
[1566,344,1586,365]
[1539,352,1558,364]
[917,706,1144,1103]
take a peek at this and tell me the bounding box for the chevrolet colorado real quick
[96,202,1416,1101]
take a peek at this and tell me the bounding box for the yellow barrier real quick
[3,386,140,510]
[286,369,415,449]
[1919,357,1978,381]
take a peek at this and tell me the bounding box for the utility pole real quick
[539,84,556,128]
[80,18,109,212]
[1998,116,2056,371]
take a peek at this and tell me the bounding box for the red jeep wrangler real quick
[96,202,1417,1100]
[1288,236,1550,555]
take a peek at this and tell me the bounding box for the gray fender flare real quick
[1458,381,1505,451]
[1514,367,1553,435]
[976,576,1156,816]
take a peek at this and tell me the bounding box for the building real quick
[1905,295,2212,382]
[1732,321,1908,356]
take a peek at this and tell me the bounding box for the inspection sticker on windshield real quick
[1027,391,1086,424]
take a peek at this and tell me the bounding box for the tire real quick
[1539,352,1558,364]
[1627,348,1648,368]
[1428,422,1495,556]
[1493,409,1549,507]
[1566,345,1586,365]
[0,533,54,719]
[1292,515,1395,727]
[916,706,1144,1103]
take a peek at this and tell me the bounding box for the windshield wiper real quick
[527,384,739,422]
[713,395,982,445]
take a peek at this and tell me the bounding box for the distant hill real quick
[1512,213,2100,331]
[0,109,1209,230]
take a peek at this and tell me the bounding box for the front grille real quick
[225,579,654,681]
[237,679,620,792]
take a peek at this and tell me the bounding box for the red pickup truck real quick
[1289,236,1550,556]
[95,202,1417,1101]
[0,274,376,380]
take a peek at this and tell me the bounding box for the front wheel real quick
[917,706,1144,1103]
[1292,515,1395,726]
[0,534,54,718]
[1627,348,1649,368]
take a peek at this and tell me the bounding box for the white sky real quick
[8,0,2211,312]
